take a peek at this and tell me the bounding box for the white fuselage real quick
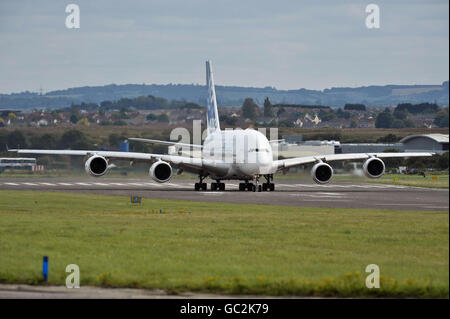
[201,129,275,180]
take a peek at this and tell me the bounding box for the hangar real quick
[400,134,449,154]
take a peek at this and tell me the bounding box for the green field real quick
[0,191,448,298]
[334,174,449,189]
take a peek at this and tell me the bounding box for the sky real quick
[0,0,448,94]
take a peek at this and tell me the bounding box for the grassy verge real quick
[0,191,448,297]
[334,174,449,189]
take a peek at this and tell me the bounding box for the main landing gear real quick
[238,181,257,192]
[238,175,275,192]
[194,175,207,191]
[211,181,225,191]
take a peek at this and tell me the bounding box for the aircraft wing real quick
[274,152,434,170]
[128,138,203,149]
[8,148,228,174]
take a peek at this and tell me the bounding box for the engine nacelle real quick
[85,155,109,177]
[311,162,333,184]
[363,157,385,178]
[149,161,172,183]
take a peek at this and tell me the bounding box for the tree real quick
[221,115,238,126]
[263,97,273,117]
[350,120,357,128]
[146,113,157,121]
[319,109,336,122]
[376,133,398,143]
[76,118,90,126]
[344,104,366,111]
[392,119,405,129]
[393,108,408,120]
[276,107,286,117]
[157,113,169,123]
[70,114,79,124]
[242,98,258,120]
[108,133,127,148]
[375,109,394,128]
[59,130,91,149]
[434,108,449,128]
[403,118,415,128]
[30,133,57,149]
[7,130,27,148]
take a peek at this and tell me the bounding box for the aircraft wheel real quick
[269,183,275,191]
[219,183,225,191]
[194,183,200,191]
[258,185,262,192]
[262,183,268,191]
[202,183,207,191]
[211,183,217,191]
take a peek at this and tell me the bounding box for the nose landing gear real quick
[263,174,275,191]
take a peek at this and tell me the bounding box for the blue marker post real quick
[42,256,48,282]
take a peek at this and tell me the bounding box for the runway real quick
[0,177,448,211]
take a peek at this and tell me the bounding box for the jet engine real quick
[85,155,109,177]
[311,162,334,184]
[149,161,172,183]
[363,157,385,178]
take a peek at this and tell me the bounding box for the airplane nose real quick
[258,153,270,165]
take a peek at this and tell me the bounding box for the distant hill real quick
[1,81,448,110]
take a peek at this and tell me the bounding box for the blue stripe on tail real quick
[206,60,221,134]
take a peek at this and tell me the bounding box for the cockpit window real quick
[249,148,269,153]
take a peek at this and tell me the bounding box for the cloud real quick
[0,0,448,93]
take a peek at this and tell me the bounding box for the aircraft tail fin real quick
[206,60,221,134]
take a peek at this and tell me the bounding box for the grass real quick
[2,125,448,143]
[0,191,448,297]
[334,174,449,189]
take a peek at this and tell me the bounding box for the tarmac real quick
[0,177,448,211]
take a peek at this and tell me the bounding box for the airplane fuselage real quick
[202,129,275,180]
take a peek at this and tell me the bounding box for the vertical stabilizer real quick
[206,60,221,134]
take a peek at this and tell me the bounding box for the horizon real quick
[3,79,449,96]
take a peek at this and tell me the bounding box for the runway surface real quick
[0,177,448,211]
[0,284,288,299]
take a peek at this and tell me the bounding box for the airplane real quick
[10,61,433,192]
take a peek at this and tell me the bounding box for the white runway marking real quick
[165,183,184,188]
[422,206,449,210]
[375,203,425,206]
[0,181,434,192]
[143,182,161,187]
[301,199,348,202]
[316,192,345,196]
